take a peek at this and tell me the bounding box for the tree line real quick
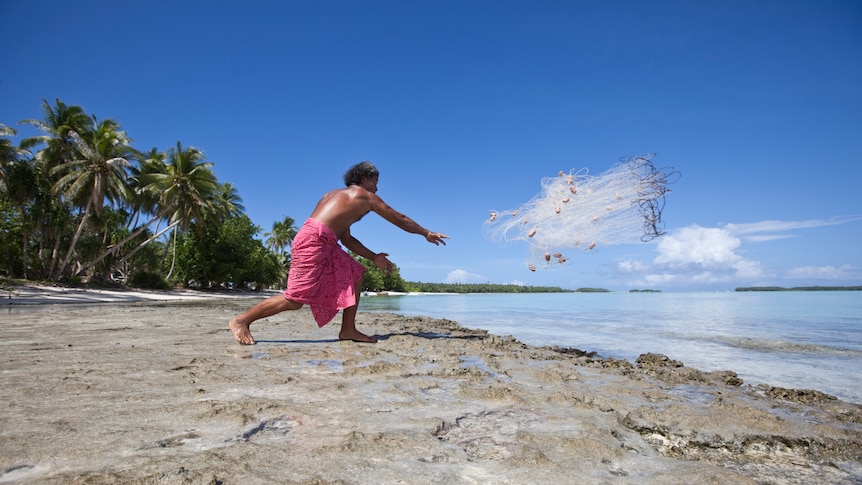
[735,286,862,292]
[0,100,296,289]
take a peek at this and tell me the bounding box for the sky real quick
[2,0,861,291]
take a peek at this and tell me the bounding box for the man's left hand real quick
[372,252,394,274]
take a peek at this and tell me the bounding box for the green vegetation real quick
[354,252,408,293]
[735,286,862,292]
[173,214,280,290]
[0,99,283,289]
[629,289,661,292]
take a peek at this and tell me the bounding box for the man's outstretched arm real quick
[341,228,394,273]
[368,195,449,245]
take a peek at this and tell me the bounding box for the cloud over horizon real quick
[618,216,862,287]
[445,269,487,284]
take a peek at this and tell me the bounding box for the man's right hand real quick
[425,232,449,246]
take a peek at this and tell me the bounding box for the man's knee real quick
[281,297,303,311]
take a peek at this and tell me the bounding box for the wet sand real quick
[1,286,861,484]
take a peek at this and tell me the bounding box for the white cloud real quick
[614,217,861,288]
[743,234,794,242]
[654,225,751,269]
[445,269,487,284]
[641,273,676,285]
[617,259,649,273]
[731,258,765,279]
[785,264,859,280]
[620,225,763,286]
[726,216,862,242]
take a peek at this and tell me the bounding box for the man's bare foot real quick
[338,329,378,343]
[229,318,255,345]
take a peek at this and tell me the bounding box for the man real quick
[229,161,448,344]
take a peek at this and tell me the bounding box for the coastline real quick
[1,285,860,483]
[1,283,279,305]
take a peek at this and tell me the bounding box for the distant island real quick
[405,282,574,294]
[735,286,861,292]
[402,283,671,294]
[400,283,628,294]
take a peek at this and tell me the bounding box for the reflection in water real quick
[360,294,406,312]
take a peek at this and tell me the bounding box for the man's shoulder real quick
[346,185,380,200]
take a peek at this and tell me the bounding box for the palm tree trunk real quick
[48,233,61,279]
[75,214,162,276]
[165,227,178,280]
[108,220,180,277]
[20,228,30,280]
[54,201,93,280]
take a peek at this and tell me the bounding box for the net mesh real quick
[484,154,680,271]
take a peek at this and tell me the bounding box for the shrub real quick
[129,271,172,290]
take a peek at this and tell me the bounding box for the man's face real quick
[361,175,379,193]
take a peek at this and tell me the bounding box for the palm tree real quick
[19,99,92,277]
[0,123,17,162]
[155,142,219,232]
[0,124,29,183]
[76,147,167,278]
[20,99,90,172]
[1,124,35,277]
[214,182,245,219]
[3,161,37,277]
[265,216,297,256]
[51,118,133,279]
[265,216,297,288]
[124,147,166,231]
[99,142,219,277]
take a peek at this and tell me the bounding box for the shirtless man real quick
[229,161,448,344]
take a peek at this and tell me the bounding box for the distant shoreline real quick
[735,286,862,292]
[0,282,277,305]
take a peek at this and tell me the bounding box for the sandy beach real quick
[1,285,860,484]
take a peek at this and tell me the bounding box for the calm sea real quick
[359,291,862,404]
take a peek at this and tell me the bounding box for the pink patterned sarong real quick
[284,218,366,327]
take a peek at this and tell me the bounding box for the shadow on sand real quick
[253,331,486,345]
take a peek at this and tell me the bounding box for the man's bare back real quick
[309,186,376,240]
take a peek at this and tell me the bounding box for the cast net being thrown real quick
[484,153,680,271]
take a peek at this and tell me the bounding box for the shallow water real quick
[360,291,862,403]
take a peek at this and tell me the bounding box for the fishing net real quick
[484,154,680,271]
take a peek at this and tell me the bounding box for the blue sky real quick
[2,1,861,291]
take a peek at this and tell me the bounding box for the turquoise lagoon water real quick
[359,291,862,404]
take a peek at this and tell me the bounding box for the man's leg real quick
[338,285,377,343]
[229,294,302,345]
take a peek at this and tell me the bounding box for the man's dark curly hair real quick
[343,161,379,187]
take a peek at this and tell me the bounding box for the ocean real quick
[359,291,862,404]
